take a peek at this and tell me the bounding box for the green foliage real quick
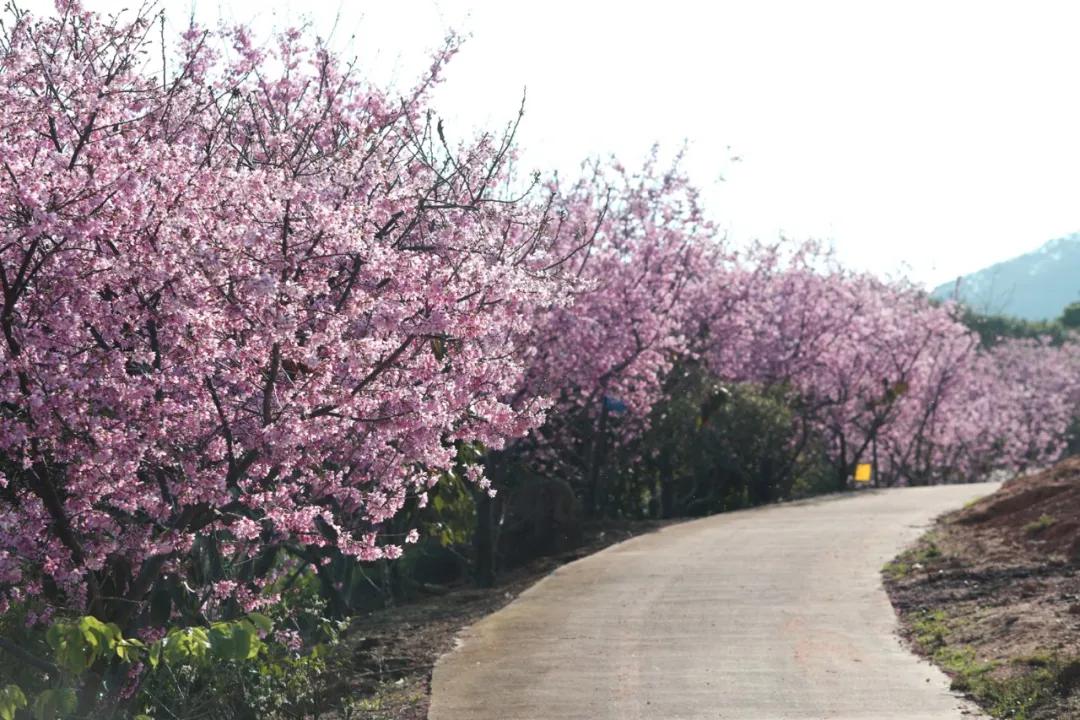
[911,609,951,652]
[933,644,996,692]
[1061,302,1080,329]
[1023,514,1056,535]
[158,626,212,666]
[614,364,834,519]
[905,603,1080,718]
[883,540,943,579]
[45,614,267,678]
[136,633,334,720]
[959,308,1068,348]
[31,689,77,720]
[426,468,477,548]
[882,560,911,579]
[0,685,27,720]
[0,611,320,720]
[941,649,1079,720]
[46,616,132,673]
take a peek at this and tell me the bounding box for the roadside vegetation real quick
[884,460,1080,720]
[2,3,1080,718]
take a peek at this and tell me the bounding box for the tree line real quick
[0,3,1077,717]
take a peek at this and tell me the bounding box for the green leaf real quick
[246,612,273,633]
[0,685,28,720]
[208,620,262,661]
[236,625,261,660]
[32,688,76,720]
[43,616,129,673]
[47,621,93,674]
[208,623,237,660]
[77,616,121,664]
[115,637,146,662]
[161,627,211,667]
[44,624,62,653]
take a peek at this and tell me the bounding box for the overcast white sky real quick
[18,0,1080,287]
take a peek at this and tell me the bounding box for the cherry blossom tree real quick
[513,154,715,516]
[942,337,1080,477]
[0,2,564,628]
[689,241,1078,490]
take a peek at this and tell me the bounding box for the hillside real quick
[932,233,1080,321]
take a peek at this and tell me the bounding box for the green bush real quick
[0,603,347,720]
[608,364,834,519]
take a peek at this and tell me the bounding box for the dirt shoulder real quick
[316,518,675,719]
[884,460,1080,720]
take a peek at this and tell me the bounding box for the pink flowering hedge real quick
[0,0,1077,651]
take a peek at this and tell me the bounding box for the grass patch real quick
[1023,514,1056,535]
[932,641,1055,719]
[934,645,996,693]
[911,609,951,652]
[908,609,1080,720]
[339,679,426,720]
[883,539,943,579]
[976,656,1080,720]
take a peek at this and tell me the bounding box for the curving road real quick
[429,484,995,720]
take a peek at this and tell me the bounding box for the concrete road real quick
[429,484,996,720]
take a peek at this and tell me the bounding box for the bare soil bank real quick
[885,461,1080,719]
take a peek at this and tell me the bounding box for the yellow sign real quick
[854,463,873,482]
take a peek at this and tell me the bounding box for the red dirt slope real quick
[956,457,1080,561]
[885,461,1080,719]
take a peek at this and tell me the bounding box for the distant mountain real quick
[931,233,1080,321]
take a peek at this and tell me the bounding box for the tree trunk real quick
[585,401,611,518]
[474,454,506,587]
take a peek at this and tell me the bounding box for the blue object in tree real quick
[603,395,627,414]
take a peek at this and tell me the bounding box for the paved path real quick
[429,484,996,720]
